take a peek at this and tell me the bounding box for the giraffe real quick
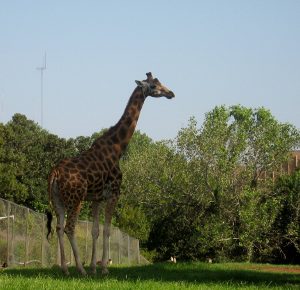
[47,72,175,275]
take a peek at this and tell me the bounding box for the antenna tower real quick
[36,53,47,127]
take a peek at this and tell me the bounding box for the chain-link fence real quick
[0,198,145,268]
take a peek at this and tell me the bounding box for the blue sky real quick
[0,0,299,141]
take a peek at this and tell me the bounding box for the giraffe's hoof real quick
[77,267,87,276]
[62,268,70,276]
[90,267,97,275]
[101,267,109,275]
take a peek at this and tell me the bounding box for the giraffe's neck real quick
[95,87,146,156]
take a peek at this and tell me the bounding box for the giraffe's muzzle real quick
[166,91,175,99]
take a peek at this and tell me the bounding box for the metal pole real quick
[85,221,88,263]
[40,69,43,127]
[118,229,121,264]
[137,239,140,264]
[41,214,45,266]
[37,53,46,127]
[25,208,30,267]
[108,236,111,261]
[10,207,15,265]
[127,235,130,264]
[6,201,10,266]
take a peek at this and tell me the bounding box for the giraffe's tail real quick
[46,210,53,241]
[46,170,58,240]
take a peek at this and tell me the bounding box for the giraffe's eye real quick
[150,85,156,90]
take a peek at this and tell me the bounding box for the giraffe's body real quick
[47,73,174,275]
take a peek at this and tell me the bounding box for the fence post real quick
[10,205,15,265]
[41,214,45,266]
[108,236,111,260]
[85,221,88,263]
[24,208,30,266]
[137,239,140,264]
[127,235,130,264]
[118,229,121,264]
[6,201,10,265]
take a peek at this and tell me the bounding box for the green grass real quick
[0,262,299,289]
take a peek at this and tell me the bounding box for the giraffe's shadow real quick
[1,263,299,287]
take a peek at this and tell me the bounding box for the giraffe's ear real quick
[135,80,143,87]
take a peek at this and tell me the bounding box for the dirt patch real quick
[244,265,300,274]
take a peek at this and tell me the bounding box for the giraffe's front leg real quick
[101,196,118,275]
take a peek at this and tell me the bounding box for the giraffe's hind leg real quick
[65,202,87,276]
[56,211,69,275]
[51,185,69,275]
[90,201,102,274]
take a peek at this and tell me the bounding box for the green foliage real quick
[239,189,282,262]
[115,199,150,242]
[0,114,85,211]
[261,169,300,264]
[0,106,299,264]
[139,105,300,262]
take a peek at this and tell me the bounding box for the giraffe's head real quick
[135,72,175,99]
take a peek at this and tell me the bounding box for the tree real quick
[1,109,299,263]
[163,105,300,261]
[116,131,155,241]
[269,169,300,264]
[0,121,27,203]
[0,114,76,211]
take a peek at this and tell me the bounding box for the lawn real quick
[0,262,299,289]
